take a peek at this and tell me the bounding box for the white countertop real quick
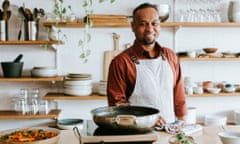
[58,125,240,144]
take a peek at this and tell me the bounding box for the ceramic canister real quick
[184,107,197,124]
[228,0,240,22]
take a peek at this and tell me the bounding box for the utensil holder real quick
[0,20,8,41]
[24,20,39,40]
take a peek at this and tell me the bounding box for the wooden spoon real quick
[2,0,10,21]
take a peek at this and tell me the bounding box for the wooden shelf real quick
[0,76,64,82]
[43,93,107,100]
[0,40,63,45]
[180,57,240,61]
[43,21,240,28]
[0,109,61,119]
[170,22,240,27]
[187,92,240,97]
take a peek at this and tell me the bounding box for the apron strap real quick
[125,50,139,64]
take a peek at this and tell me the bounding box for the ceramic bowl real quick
[224,84,236,93]
[31,67,57,77]
[203,81,214,91]
[158,4,170,22]
[206,87,221,94]
[204,115,227,126]
[233,110,240,125]
[57,118,83,130]
[218,131,240,144]
[203,48,218,53]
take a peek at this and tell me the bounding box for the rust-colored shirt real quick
[107,41,187,118]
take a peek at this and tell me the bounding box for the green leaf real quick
[62,7,67,14]
[86,33,91,43]
[78,40,83,46]
[110,0,115,3]
[83,1,88,7]
[86,49,91,56]
[89,0,93,6]
[99,0,105,3]
[83,59,88,63]
[80,53,86,59]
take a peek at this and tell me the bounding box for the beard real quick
[142,38,156,45]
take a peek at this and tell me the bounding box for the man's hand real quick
[154,115,166,126]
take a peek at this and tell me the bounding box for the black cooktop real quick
[80,120,157,144]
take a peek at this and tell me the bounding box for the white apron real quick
[129,56,175,123]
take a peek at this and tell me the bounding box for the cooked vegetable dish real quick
[0,129,58,142]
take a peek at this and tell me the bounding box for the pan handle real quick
[73,127,82,144]
[115,115,136,126]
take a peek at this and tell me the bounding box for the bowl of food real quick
[218,131,240,144]
[0,127,60,144]
[203,48,218,54]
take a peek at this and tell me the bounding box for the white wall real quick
[0,0,240,130]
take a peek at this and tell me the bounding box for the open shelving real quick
[0,76,64,82]
[0,40,63,45]
[42,21,240,28]
[0,109,61,119]
[43,93,107,100]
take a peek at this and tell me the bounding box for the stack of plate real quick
[97,80,107,95]
[64,73,92,96]
[31,67,57,77]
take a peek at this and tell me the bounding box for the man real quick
[107,2,186,124]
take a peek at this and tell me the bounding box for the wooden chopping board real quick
[103,33,121,81]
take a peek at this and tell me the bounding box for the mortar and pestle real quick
[1,54,24,78]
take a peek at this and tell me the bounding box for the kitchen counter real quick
[57,125,240,144]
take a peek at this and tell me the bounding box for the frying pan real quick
[91,105,159,133]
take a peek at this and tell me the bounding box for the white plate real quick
[64,79,92,86]
[64,88,92,96]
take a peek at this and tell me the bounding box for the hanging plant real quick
[79,0,116,63]
[42,0,71,49]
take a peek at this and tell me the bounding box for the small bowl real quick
[203,48,218,54]
[218,131,240,144]
[202,81,214,89]
[206,87,221,94]
[57,118,83,130]
[158,4,170,22]
[224,84,236,93]
[204,115,227,126]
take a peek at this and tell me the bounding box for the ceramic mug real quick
[193,86,203,94]
[184,107,197,124]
